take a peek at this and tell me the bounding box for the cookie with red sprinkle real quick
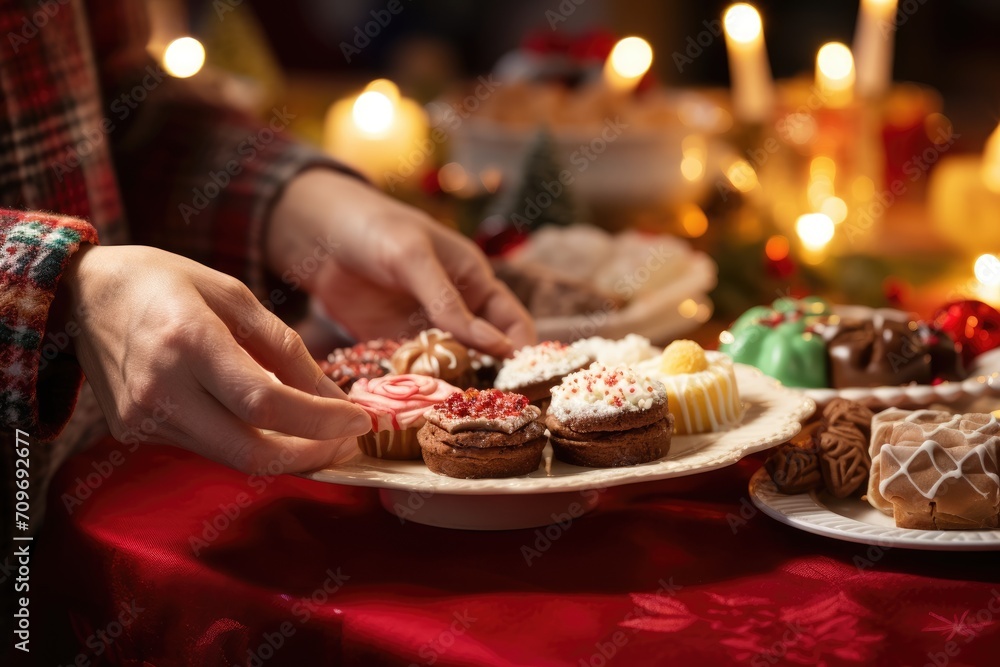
[545,363,672,468]
[320,339,401,390]
[418,389,546,478]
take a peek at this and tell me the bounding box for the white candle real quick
[603,36,653,94]
[815,42,855,108]
[852,0,898,99]
[723,3,774,124]
[323,79,429,186]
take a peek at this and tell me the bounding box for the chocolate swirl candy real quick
[813,313,964,389]
[815,399,875,498]
[764,443,823,494]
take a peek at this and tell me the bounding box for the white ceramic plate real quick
[303,364,815,495]
[802,347,1000,409]
[749,468,1000,551]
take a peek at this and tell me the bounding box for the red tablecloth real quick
[26,436,1000,666]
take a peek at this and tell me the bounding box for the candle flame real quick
[607,37,653,80]
[817,42,855,84]
[975,254,1000,286]
[796,213,835,251]
[353,91,395,135]
[724,4,763,43]
[163,37,205,78]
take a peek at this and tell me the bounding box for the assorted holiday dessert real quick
[322,330,745,479]
[545,364,672,467]
[719,297,1000,390]
[763,402,1000,531]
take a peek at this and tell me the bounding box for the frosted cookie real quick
[545,364,672,468]
[391,328,471,385]
[349,375,460,460]
[494,341,590,405]
[570,334,660,367]
[418,389,546,478]
[320,339,400,390]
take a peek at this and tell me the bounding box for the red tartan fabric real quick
[0,210,97,436]
[0,0,343,437]
[30,440,1000,667]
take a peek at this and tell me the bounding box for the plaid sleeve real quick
[0,209,98,439]
[111,96,353,299]
[82,0,360,302]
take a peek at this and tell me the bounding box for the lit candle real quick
[323,79,429,186]
[815,42,855,108]
[852,0,898,99]
[982,123,1000,193]
[603,36,653,94]
[929,121,1000,254]
[722,3,774,124]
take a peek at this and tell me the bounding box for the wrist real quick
[47,243,98,356]
[266,168,377,283]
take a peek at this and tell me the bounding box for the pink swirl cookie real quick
[348,375,460,459]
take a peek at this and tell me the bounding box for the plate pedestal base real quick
[378,489,601,530]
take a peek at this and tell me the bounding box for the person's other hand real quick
[268,170,535,357]
[61,245,372,473]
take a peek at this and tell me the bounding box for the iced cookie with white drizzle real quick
[391,328,471,385]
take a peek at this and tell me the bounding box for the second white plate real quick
[749,468,1000,551]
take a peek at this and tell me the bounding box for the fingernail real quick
[470,317,512,352]
[348,410,374,435]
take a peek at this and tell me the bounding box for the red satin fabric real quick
[31,436,1000,666]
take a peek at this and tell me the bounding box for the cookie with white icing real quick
[545,364,672,468]
[494,341,590,404]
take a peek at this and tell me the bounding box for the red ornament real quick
[932,300,1000,366]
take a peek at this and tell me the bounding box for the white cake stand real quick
[301,365,815,530]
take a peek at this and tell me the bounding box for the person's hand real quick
[268,169,535,357]
[60,245,373,473]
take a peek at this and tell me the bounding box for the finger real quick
[423,225,533,354]
[396,248,514,355]
[168,391,364,474]
[477,281,537,351]
[202,279,347,399]
[188,324,373,440]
